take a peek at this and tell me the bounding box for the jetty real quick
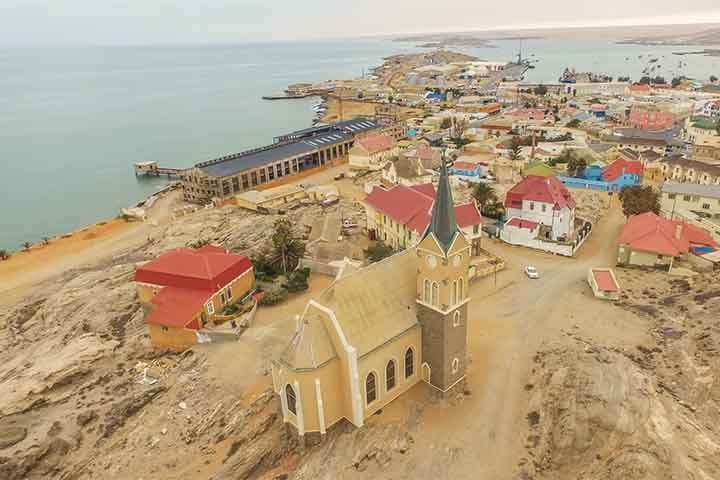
[262,93,316,100]
[134,161,182,178]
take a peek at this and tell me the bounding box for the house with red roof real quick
[135,245,254,350]
[364,183,482,253]
[502,175,577,245]
[349,134,398,172]
[617,211,717,270]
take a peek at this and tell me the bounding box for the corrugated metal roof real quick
[661,182,720,199]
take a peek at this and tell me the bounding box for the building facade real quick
[180,118,380,203]
[348,134,399,172]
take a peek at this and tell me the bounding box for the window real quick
[453,311,461,327]
[452,358,460,374]
[424,279,431,303]
[668,194,676,199]
[473,224,479,234]
[703,203,711,210]
[529,202,535,211]
[386,360,396,391]
[452,280,458,305]
[683,195,691,201]
[405,348,414,378]
[366,372,377,405]
[541,204,547,213]
[431,282,439,306]
[458,277,464,301]
[206,300,215,315]
[285,384,296,415]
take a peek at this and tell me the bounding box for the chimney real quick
[675,223,683,241]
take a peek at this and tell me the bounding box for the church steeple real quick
[423,153,459,253]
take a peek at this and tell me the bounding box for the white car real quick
[524,265,540,279]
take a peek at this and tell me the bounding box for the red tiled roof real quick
[602,159,643,182]
[504,175,576,210]
[618,212,717,256]
[356,134,396,154]
[146,287,210,329]
[592,269,619,292]
[365,183,481,235]
[135,247,252,292]
[506,217,539,230]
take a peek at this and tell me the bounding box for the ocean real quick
[2,38,719,250]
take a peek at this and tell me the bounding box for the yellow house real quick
[135,245,255,350]
[234,184,307,212]
[272,160,471,445]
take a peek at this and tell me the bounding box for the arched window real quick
[386,360,396,391]
[452,280,458,305]
[458,277,464,301]
[431,282,439,306]
[285,384,297,415]
[424,279,431,303]
[404,348,414,378]
[366,372,377,405]
[452,358,460,374]
[453,311,461,328]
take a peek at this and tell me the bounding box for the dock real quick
[134,161,182,178]
[262,93,317,100]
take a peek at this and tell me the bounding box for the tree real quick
[533,84,548,96]
[269,218,305,275]
[0,249,9,261]
[286,267,311,293]
[22,241,32,252]
[671,76,686,88]
[364,241,394,263]
[472,183,497,211]
[638,76,652,85]
[440,117,453,130]
[567,154,587,178]
[619,186,660,217]
[710,75,718,83]
[653,75,666,85]
[508,139,523,161]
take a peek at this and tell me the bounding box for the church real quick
[271,159,471,443]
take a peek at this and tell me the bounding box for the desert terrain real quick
[1,165,719,480]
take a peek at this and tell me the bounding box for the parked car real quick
[524,265,540,279]
[333,173,345,180]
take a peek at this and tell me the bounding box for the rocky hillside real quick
[518,270,720,479]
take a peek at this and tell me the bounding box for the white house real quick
[503,175,576,242]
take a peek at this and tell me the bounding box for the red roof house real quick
[135,246,254,349]
[618,212,717,258]
[505,175,576,210]
[354,134,397,154]
[602,159,644,182]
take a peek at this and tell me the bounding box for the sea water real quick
[1,38,719,249]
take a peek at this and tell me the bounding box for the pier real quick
[134,161,182,178]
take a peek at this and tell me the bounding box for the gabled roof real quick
[602,159,643,181]
[506,217,539,230]
[145,287,211,329]
[135,247,252,292]
[452,161,482,171]
[661,182,720,200]
[505,175,576,210]
[317,250,420,357]
[591,269,619,292]
[366,182,481,237]
[279,309,337,370]
[618,212,716,256]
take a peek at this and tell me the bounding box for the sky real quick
[1,0,720,47]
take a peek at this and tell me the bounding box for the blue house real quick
[558,159,643,192]
[450,160,487,180]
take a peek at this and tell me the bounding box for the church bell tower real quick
[415,156,471,395]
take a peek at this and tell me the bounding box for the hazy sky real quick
[2,0,720,47]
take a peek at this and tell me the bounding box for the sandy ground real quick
[0,191,180,307]
[320,98,422,123]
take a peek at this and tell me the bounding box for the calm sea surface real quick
[2,38,719,249]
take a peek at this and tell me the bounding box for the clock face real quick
[426,255,437,269]
[453,255,461,267]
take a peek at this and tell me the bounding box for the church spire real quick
[423,153,459,252]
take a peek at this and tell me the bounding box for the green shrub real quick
[286,267,311,293]
[259,287,288,306]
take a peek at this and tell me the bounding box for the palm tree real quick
[22,241,32,252]
[472,183,498,213]
[0,249,9,261]
[270,219,305,275]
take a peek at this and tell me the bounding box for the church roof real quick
[279,310,337,370]
[423,157,459,252]
[318,249,419,358]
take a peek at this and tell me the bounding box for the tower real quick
[415,156,471,395]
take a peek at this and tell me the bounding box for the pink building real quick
[629,106,676,131]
